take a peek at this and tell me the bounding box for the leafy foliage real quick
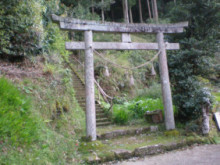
[113,105,130,125]
[0,0,43,57]
[167,0,219,120]
[0,78,39,144]
[112,98,165,125]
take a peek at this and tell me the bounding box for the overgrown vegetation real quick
[0,0,219,164]
[167,0,220,121]
[0,0,43,58]
[109,98,164,125]
[0,78,40,145]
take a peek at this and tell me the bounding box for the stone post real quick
[84,30,97,141]
[157,32,175,130]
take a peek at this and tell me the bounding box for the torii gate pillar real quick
[51,14,188,136]
[157,32,175,130]
[84,30,96,141]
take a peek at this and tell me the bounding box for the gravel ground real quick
[112,144,220,165]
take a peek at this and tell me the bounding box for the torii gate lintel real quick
[52,14,188,141]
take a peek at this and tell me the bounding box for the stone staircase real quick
[71,70,112,127]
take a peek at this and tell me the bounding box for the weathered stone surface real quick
[144,110,163,123]
[135,127,150,134]
[134,145,164,157]
[150,126,158,132]
[214,112,220,131]
[85,139,206,164]
[114,149,133,159]
[65,42,180,50]
[52,14,188,34]
[163,142,186,151]
[87,155,101,164]
[97,127,152,140]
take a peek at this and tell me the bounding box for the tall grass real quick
[136,82,162,99]
[0,77,40,145]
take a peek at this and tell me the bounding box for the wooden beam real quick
[65,42,180,50]
[52,14,188,34]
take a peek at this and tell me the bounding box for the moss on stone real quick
[78,141,106,153]
[164,130,180,136]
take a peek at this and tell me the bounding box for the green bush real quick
[112,98,169,125]
[112,105,130,125]
[0,78,39,145]
[168,0,219,121]
[129,98,164,118]
[0,0,43,57]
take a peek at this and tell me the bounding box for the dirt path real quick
[112,144,220,165]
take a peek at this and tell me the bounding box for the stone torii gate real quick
[52,14,188,141]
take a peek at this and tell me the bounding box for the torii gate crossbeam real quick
[52,14,188,141]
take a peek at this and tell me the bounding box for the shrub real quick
[112,98,171,125]
[0,78,39,145]
[168,0,219,121]
[112,105,130,125]
[129,99,164,118]
[0,0,43,57]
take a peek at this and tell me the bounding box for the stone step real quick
[76,99,86,102]
[72,77,82,80]
[96,107,104,110]
[78,104,103,108]
[77,103,103,107]
[75,91,85,94]
[73,86,84,89]
[73,83,84,86]
[76,95,85,98]
[73,82,84,85]
[96,118,110,123]
[96,113,106,118]
[78,108,104,113]
[75,94,86,97]
[70,69,112,126]
[73,79,83,81]
[73,84,84,87]
[73,83,82,85]
[77,100,86,103]
[75,90,85,92]
[97,126,158,140]
[97,121,112,127]
[75,89,84,92]
[76,98,85,102]
[96,111,105,114]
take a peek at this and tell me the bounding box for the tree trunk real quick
[153,0,158,22]
[138,0,143,23]
[151,0,155,19]
[123,0,129,23]
[101,0,105,22]
[92,0,95,15]
[202,105,210,135]
[129,7,133,23]
[146,0,152,19]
